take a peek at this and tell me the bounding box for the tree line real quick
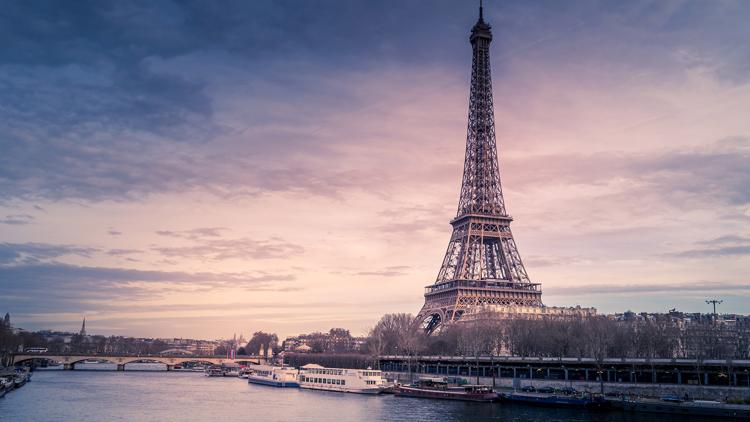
[366,312,750,360]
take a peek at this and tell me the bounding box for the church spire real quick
[80,316,87,336]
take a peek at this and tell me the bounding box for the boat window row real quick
[306,369,344,376]
[360,371,381,377]
[301,376,345,385]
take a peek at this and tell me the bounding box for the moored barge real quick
[396,378,498,402]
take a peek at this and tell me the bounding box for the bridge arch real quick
[176,359,220,366]
[13,356,64,366]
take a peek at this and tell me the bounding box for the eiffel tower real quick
[416,3,543,334]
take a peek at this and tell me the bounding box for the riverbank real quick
[384,372,750,402]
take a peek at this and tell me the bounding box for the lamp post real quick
[393,346,399,379]
[705,299,723,316]
[490,354,495,388]
[536,367,544,390]
[408,349,412,383]
[476,354,481,385]
[527,364,531,388]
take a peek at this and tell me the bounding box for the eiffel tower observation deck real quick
[416,3,595,334]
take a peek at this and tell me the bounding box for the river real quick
[1,370,721,421]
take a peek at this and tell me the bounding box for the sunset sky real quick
[1,0,749,340]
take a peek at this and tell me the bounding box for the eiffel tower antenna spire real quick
[415,3,543,334]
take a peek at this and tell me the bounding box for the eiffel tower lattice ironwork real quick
[416,4,543,334]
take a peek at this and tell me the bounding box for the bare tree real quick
[369,313,422,356]
[246,331,279,356]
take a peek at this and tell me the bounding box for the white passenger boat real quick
[205,366,223,377]
[298,364,388,394]
[247,365,299,387]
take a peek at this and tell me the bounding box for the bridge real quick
[379,355,750,388]
[11,353,268,371]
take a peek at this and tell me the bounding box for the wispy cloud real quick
[697,235,750,246]
[670,234,750,258]
[0,214,35,225]
[152,237,304,261]
[674,246,750,258]
[0,242,98,265]
[106,249,142,257]
[155,227,228,240]
[354,266,412,277]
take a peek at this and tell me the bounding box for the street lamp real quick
[536,367,544,387]
[527,364,531,388]
[705,299,723,316]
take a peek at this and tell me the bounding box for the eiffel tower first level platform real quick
[414,4,595,334]
[417,213,544,334]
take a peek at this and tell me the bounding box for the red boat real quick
[396,378,499,402]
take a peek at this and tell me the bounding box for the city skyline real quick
[2,0,750,339]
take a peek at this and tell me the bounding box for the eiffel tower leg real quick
[415,303,446,335]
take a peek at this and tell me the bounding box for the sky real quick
[1,0,749,340]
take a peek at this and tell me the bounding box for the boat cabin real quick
[463,385,494,394]
[414,378,448,390]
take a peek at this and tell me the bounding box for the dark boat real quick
[396,378,499,402]
[502,391,610,408]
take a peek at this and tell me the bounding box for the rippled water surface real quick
[1,371,720,422]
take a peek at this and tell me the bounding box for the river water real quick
[1,370,719,422]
